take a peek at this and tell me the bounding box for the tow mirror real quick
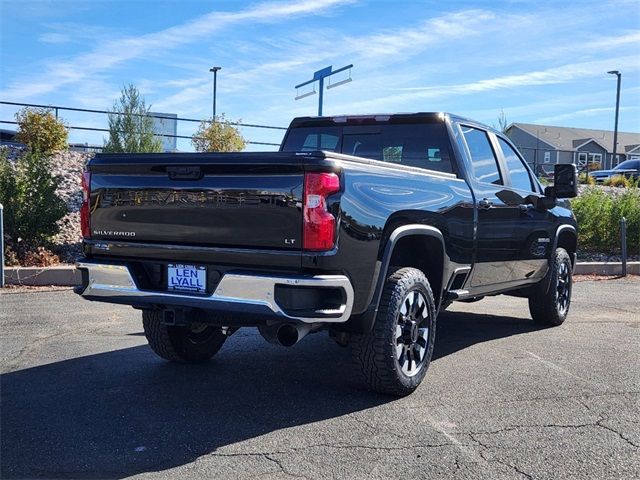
[544,163,578,199]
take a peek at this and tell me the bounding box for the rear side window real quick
[461,126,502,185]
[498,138,533,192]
[282,123,454,174]
[302,133,340,151]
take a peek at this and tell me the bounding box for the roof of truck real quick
[288,112,494,131]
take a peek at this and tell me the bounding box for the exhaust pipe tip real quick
[258,322,313,347]
[276,324,300,347]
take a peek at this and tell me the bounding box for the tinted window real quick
[282,124,454,173]
[285,127,342,152]
[616,159,640,170]
[498,137,533,191]
[461,126,502,185]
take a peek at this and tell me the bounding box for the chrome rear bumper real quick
[75,261,354,324]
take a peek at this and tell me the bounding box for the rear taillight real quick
[303,172,340,251]
[80,170,91,239]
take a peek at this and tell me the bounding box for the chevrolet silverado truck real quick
[75,113,578,396]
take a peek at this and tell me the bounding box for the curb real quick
[2,262,639,287]
[574,261,639,276]
[3,266,81,286]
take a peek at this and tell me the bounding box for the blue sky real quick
[1,0,639,151]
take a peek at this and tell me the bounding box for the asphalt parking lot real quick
[1,278,638,479]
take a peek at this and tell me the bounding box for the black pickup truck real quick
[75,113,578,396]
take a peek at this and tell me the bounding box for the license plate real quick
[167,264,207,294]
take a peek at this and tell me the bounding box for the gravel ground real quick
[1,279,638,479]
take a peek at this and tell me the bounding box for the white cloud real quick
[38,32,71,44]
[338,55,640,112]
[1,0,352,101]
[154,8,518,115]
[341,9,503,59]
[535,106,639,124]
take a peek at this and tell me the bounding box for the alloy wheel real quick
[556,260,571,315]
[395,290,430,377]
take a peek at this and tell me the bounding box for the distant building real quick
[150,112,178,152]
[506,123,640,173]
[69,143,103,153]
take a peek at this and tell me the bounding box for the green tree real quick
[103,84,162,153]
[0,151,67,252]
[192,114,247,152]
[15,107,68,154]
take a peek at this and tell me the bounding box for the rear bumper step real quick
[75,261,354,324]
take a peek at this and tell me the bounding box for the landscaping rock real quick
[49,151,93,262]
[578,184,631,197]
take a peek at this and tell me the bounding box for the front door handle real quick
[519,204,535,213]
[478,198,493,209]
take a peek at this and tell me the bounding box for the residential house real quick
[506,123,640,173]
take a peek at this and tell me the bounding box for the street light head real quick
[210,67,222,72]
[607,70,620,75]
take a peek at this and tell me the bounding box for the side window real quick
[498,138,534,192]
[461,126,502,185]
[301,133,340,152]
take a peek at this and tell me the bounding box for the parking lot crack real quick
[467,418,638,450]
[479,450,533,480]
[470,434,533,480]
[596,419,639,448]
[202,451,305,478]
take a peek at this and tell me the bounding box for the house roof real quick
[507,123,640,154]
[625,144,640,153]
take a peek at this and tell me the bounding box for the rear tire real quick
[528,248,573,326]
[142,310,227,363]
[351,267,437,396]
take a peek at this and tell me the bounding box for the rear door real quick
[492,135,553,283]
[458,125,522,288]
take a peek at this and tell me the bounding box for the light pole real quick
[607,70,621,169]
[209,66,221,120]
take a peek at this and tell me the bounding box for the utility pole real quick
[295,64,353,116]
[607,70,621,169]
[209,66,221,120]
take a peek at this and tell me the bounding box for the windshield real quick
[282,123,454,173]
[615,160,639,170]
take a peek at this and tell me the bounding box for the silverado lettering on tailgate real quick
[99,189,297,208]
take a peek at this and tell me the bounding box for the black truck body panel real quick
[78,113,577,333]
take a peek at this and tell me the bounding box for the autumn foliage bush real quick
[192,114,247,152]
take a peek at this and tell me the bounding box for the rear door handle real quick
[478,198,493,209]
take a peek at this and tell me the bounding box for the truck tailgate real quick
[88,153,305,250]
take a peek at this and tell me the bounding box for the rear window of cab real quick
[282,123,454,174]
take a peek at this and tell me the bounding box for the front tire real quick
[142,310,227,363]
[528,248,573,326]
[351,267,437,396]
